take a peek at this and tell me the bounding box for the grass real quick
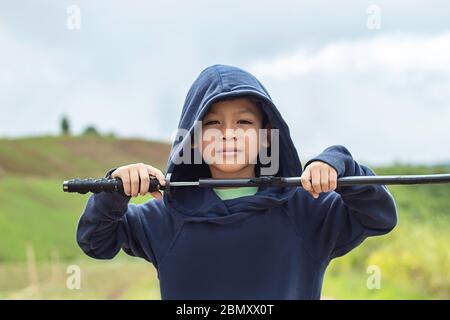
[0,255,161,299]
[0,135,170,178]
[0,174,156,262]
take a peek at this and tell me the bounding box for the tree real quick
[60,115,70,136]
[82,125,100,136]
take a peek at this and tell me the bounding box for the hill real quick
[0,135,171,179]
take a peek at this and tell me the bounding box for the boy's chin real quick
[209,163,252,175]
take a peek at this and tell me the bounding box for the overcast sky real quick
[1,0,449,165]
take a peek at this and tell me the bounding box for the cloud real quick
[1,1,449,165]
[0,24,169,140]
[246,32,450,165]
[249,32,450,77]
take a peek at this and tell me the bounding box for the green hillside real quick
[0,135,171,262]
[0,135,171,179]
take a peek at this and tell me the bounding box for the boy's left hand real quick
[301,161,338,199]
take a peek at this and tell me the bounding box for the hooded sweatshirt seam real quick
[280,203,327,267]
[213,65,225,91]
[157,215,185,270]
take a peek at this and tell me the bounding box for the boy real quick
[77,64,397,299]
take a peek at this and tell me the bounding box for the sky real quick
[1,0,449,166]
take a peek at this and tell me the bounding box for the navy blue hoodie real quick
[76,64,398,299]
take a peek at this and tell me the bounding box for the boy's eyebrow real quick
[205,108,259,117]
[236,108,258,115]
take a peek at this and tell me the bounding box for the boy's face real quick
[197,97,270,177]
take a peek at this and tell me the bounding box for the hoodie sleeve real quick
[76,168,177,266]
[301,145,398,261]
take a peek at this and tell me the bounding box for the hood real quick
[162,64,302,221]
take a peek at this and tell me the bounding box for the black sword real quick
[63,173,450,196]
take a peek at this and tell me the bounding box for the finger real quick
[311,168,322,194]
[300,169,312,192]
[111,169,119,179]
[139,165,150,196]
[121,169,131,196]
[329,168,337,191]
[130,167,140,197]
[146,165,166,186]
[151,190,163,200]
[321,167,329,192]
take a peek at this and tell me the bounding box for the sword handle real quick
[62,177,165,194]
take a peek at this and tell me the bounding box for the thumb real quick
[111,169,119,178]
[151,190,163,200]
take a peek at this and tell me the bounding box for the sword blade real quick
[166,174,450,188]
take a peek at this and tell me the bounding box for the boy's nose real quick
[221,129,237,141]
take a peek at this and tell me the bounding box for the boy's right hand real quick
[111,163,166,200]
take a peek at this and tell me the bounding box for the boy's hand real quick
[111,163,166,199]
[301,161,338,199]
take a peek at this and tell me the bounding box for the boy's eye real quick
[204,120,219,126]
[203,119,253,126]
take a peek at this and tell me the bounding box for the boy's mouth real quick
[216,147,242,155]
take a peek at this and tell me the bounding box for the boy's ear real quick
[191,135,199,149]
[261,123,272,149]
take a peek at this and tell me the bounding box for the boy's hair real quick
[210,94,270,128]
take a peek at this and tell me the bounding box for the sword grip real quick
[63,177,165,194]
